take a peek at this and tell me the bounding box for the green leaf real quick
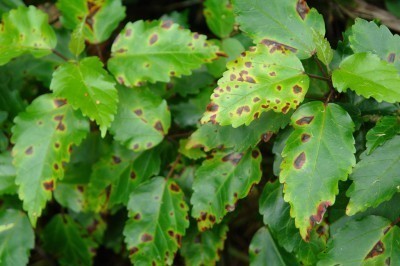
[366,116,400,154]
[332,53,400,103]
[11,94,89,225]
[54,182,85,213]
[86,143,161,211]
[42,214,92,266]
[108,20,218,87]
[124,177,189,265]
[201,44,309,127]
[50,56,118,137]
[349,18,400,70]
[180,223,228,266]
[386,0,400,18]
[318,215,394,265]
[178,139,206,160]
[0,209,34,266]
[233,0,325,59]
[110,86,170,152]
[69,20,86,57]
[0,152,17,195]
[312,29,333,67]
[346,135,400,215]
[249,227,298,266]
[203,0,235,38]
[0,6,57,65]
[272,128,293,176]
[280,102,355,240]
[191,148,262,231]
[57,0,126,43]
[188,111,291,152]
[0,0,24,17]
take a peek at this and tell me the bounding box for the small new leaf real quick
[312,29,333,67]
[366,116,400,154]
[203,0,235,38]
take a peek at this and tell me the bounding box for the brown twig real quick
[52,49,69,62]
[307,73,330,81]
[166,154,182,179]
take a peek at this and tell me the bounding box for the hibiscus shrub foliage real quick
[1,0,400,265]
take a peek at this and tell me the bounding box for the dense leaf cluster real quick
[0,0,399,265]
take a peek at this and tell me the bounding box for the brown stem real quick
[313,55,328,77]
[307,73,330,81]
[52,49,69,62]
[166,154,182,179]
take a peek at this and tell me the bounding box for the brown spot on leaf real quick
[275,99,281,104]
[54,99,67,108]
[230,74,236,81]
[310,202,331,227]
[282,105,289,113]
[296,0,310,20]
[246,76,256,83]
[269,72,276,76]
[301,133,311,143]
[209,215,216,222]
[149,34,158,45]
[276,85,282,91]
[254,112,260,119]
[261,39,297,53]
[170,183,180,192]
[252,150,260,158]
[206,103,219,112]
[154,121,164,133]
[262,132,273,142]
[296,116,314,125]
[222,152,243,165]
[388,53,396,63]
[193,33,199,39]
[54,142,60,149]
[168,230,174,237]
[253,97,260,102]
[261,104,269,109]
[245,62,252,68]
[294,152,306,169]
[125,28,132,37]
[176,234,182,246]
[213,93,220,98]
[236,106,250,115]
[25,146,33,155]
[133,144,139,150]
[129,247,138,255]
[130,171,136,179]
[365,241,385,259]
[117,76,125,84]
[200,212,207,221]
[225,204,235,212]
[209,114,217,124]
[293,85,303,94]
[134,109,143,116]
[54,163,59,170]
[147,142,153,148]
[133,213,141,220]
[43,180,54,191]
[112,156,121,164]
[141,234,153,242]
[162,20,173,29]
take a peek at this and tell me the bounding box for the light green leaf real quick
[180,223,228,266]
[318,215,394,265]
[191,148,262,231]
[50,56,118,137]
[188,110,291,152]
[203,0,235,38]
[110,86,170,152]
[366,116,400,154]
[42,214,93,266]
[349,18,400,70]
[233,0,325,59]
[249,227,298,266]
[57,0,126,43]
[0,152,17,195]
[312,29,333,67]
[86,143,161,211]
[201,44,309,127]
[178,139,206,160]
[69,20,86,57]
[54,183,85,213]
[0,209,34,266]
[280,102,355,240]
[0,6,57,65]
[11,94,89,225]
[124,177,189,265]
[332,53,400,103]
[108,20,218,87]
[347,135,400,215]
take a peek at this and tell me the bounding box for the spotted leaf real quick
[318,215,399,265]
[233,0,325,59]
[0,6,57,65]
[108,20,219,87]
[124,177,189,265]
[280,102,356,240]
[347,135,400,215]
[201,44,308,127]
[203,0,235,38]
[57,0,126,43]
[0,209,34,266]
[11,94,89,225]
[332,53,400,103]
[50,56,118,137]
[191,148,262,231]
[366,116,400,154]
[110,86,170,152]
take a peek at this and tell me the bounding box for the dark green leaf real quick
[0,152,17,195]
[366,116,400,154]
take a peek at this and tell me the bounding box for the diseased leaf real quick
[50,56,118,137]
[124,177,189,265]
[57,0,126,43]
[312,29,333,67]
[54,182,85,213]
[349,18,400,70]
[108,20,218,87]
[110,86,170,152]
[233,0,325,59]
[201,44,309,127]
[0,152,17,195]
[0,6,57,65]
[332,53,400,103]
[188,110,291,152]
[366,116,400,154]
[191,148,262,231]
[180,222,228,266]
[203,0,235,38]
[318,215,394,265]
[11,94,89,225]
[0,209,34,266]
[42,214,93,266]
[249,227,298,266]
[280,102,355,240]
[347,135,400,215]
[179,139,206,160]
